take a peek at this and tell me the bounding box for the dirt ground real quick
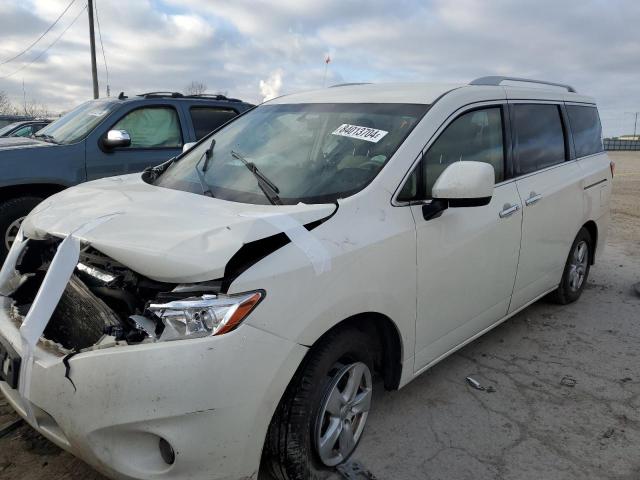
[1,152,638,480]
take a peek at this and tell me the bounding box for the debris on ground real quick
[560,375,577,387]
[465,376,496,392]
[633,282,640,297]
[336,460,378,479]
[466,376,484,390]
[602,428,615,439]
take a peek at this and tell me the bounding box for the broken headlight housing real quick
[148,291,263,341]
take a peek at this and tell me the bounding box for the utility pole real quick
[634,112,638,139]
[87,0,99,99]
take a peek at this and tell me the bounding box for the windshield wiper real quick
[34,133,60,144]
[194,155,214,197]
[230,150,282,205]
[202,138,215,172]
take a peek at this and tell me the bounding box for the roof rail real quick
[137,92,184,98]
[469,76,576,93]
[329,82,372,88]
[185,93,243,103]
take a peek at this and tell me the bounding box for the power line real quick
[0,4,88,80]
[0,0,77,66]
[94,0,110,96]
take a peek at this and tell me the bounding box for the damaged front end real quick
[7,237,262,353]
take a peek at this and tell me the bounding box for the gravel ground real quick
[1,152,638,480]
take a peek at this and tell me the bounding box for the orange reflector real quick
[215,291,263,336]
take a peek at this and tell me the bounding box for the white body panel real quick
[411,182,522,370]
[0,81,612,480]
[509,160,584,312]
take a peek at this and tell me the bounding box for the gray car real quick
[0,92,253,261]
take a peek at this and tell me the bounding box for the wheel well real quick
[311,313,403,391]
[0,184,67,203]
[582,220,598,264]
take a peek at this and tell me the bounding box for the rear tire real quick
[551,227,592,305]
[264,326,375,480]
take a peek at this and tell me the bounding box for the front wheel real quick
[0,196,43,264]
[264,326,374,480]
[551,227,592,305]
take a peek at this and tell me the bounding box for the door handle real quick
[525,193,543,206]
[499,204,520,218]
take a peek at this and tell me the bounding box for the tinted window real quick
[566,105,603,157]
[113,107,182,148]
[513,104,566,174]
[398,107,504,201]
[190,107,238,140]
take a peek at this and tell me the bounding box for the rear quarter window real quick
[190,107,238,140]
[566,105,603,157]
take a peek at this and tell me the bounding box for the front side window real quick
[35,100,120,145]
[566,105,603,157]
[155,103,428,205]
[398,107,505,201]
[190,107,238,140]
[14,125,33,137]
[112,107,182,148]
[513,104,566,174]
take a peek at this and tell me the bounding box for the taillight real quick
[610,161,616,177]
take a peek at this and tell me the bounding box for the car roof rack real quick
[137,91,184,98]
[135,92,243,102]
[329,82,372,88]
[469,76,576,93]
[185,93,243,103]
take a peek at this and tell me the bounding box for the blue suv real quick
[0,92,253,260]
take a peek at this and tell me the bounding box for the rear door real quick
[508,102,583,312]
[86,104,185,180]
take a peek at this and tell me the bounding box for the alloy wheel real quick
[315,361,372,467]
[4,216,24,252]
[568,240,589,291]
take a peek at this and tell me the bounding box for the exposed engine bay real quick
[9,238,224,352]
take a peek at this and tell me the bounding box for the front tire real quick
[551,227,592,305]
[0,196,43,264]
[264,326,374,480]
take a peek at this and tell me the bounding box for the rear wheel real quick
[551,227,592,304]
[264,326,374,480]
[0,197,43,263]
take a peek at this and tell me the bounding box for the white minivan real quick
[0,77,611,480]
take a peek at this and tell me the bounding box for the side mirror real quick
[422,161,495,221]
[182,142,197,153]
[103,129,131,149]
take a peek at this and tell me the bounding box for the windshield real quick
[155,103,428,204]
[0,123,19,136]
[35,100,120,145]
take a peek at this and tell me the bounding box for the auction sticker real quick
[332,124,388,143]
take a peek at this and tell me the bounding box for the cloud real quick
[259,69,284,102]
[0,0,638,135]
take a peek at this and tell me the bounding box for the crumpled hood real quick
[22,174,336,283]
[0,137,54,150]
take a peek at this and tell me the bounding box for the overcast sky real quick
[0,0,638,136]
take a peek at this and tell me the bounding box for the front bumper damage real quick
[0,231,308,480]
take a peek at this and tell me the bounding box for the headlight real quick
[148,291,263,341]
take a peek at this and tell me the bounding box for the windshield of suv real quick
[34,100,120,145]
[0,123,20,136]
[155,103,428,204]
